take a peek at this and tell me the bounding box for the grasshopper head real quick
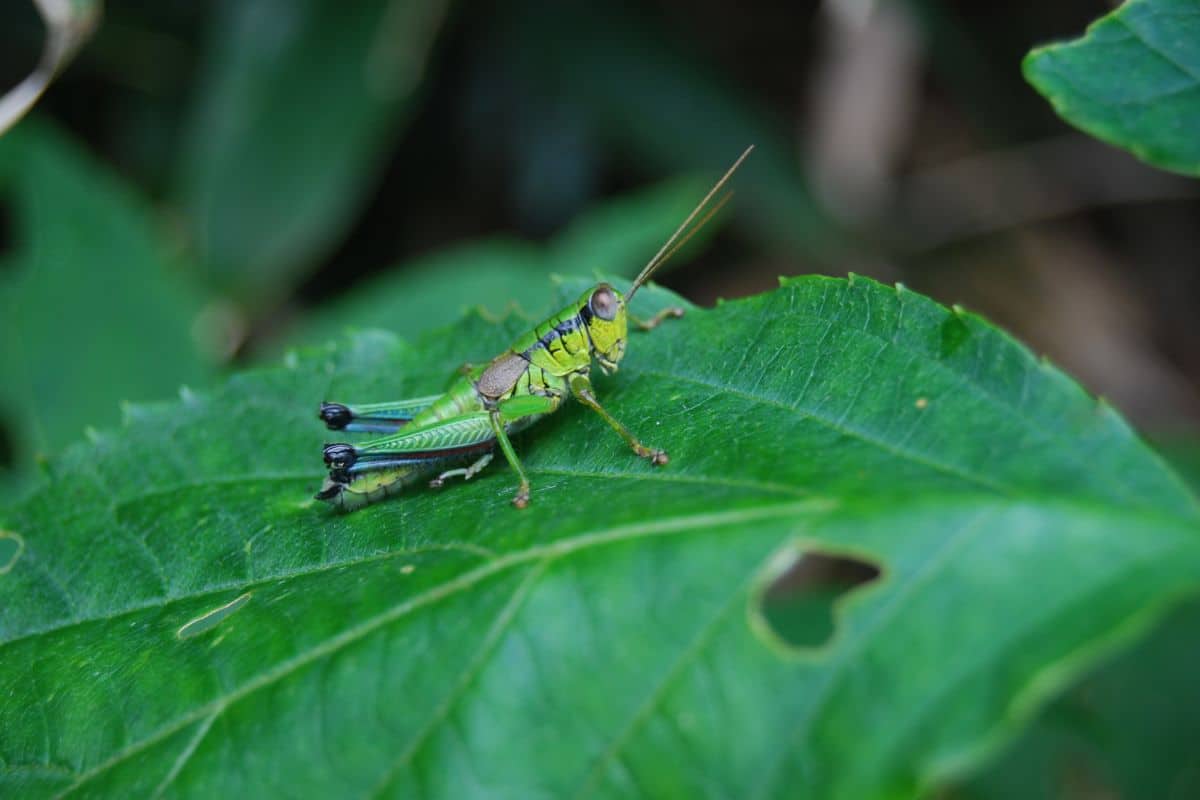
[581,283,628,374]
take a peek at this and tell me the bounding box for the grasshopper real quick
[316,146,752,510]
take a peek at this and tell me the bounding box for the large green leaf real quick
[0,120,213,479]
[1024,0,1200,176]
[1,276,1198,798]
[174,0,449,301]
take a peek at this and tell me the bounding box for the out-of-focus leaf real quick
[2,276,1198,798]
[948,436,1200,800]
[278,177,719,352]
[493,0,848,263]
[546,175,713,275]
[291,239,547,349]
[0,0,101,134]
[174,0,450,302]
[951,595,1200,800]
[1024,0,1200,177]
[0,119,212,477]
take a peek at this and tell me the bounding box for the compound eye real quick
[590,286,618,321]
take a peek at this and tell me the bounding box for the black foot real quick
[314,480,343,501]
[319,402,353,430]
[323,442,357,469]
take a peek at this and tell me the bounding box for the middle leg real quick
[429,451,494,488]
[568,373,669,465]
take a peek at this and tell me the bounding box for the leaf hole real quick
[755,548,881,652]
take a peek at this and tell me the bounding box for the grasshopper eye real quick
[589,286,618,321]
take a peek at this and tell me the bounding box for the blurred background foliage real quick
[2,0,1199,795]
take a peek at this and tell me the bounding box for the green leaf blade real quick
[0,120,214,483]
[175,0,450,300]
[1,277,1197,798]
[1024,0,1200,176]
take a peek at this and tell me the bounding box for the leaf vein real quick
[147,706,222,799]
[572,558,759,798]
[364,560,548,798]
[629,368,1010,495]
[47,502,823,797]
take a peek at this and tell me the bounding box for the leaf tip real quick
[1021,44,1050,83]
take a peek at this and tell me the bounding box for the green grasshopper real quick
[317,146,752,511]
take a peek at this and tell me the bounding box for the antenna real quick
[628,144,754,300]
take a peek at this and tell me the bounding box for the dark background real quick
[3,0,1199,435]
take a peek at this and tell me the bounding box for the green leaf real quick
[289,238,549,348]
[0,120,213,479]
[1024,0,1200,177]
[174,0,450,301]
[544,175,716,276]
[1,276,1198,798]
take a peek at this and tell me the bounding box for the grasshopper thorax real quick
[579,283,629,374]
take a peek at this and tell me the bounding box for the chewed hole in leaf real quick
[756,549,881,652]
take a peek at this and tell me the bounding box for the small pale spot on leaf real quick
[0,530,24,574]
[177,593,252,640]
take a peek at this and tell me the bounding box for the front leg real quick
[630,307,685,331]
[568,373,668,465]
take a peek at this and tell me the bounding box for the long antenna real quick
[651,190,734,275]
[628,144,754,300]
